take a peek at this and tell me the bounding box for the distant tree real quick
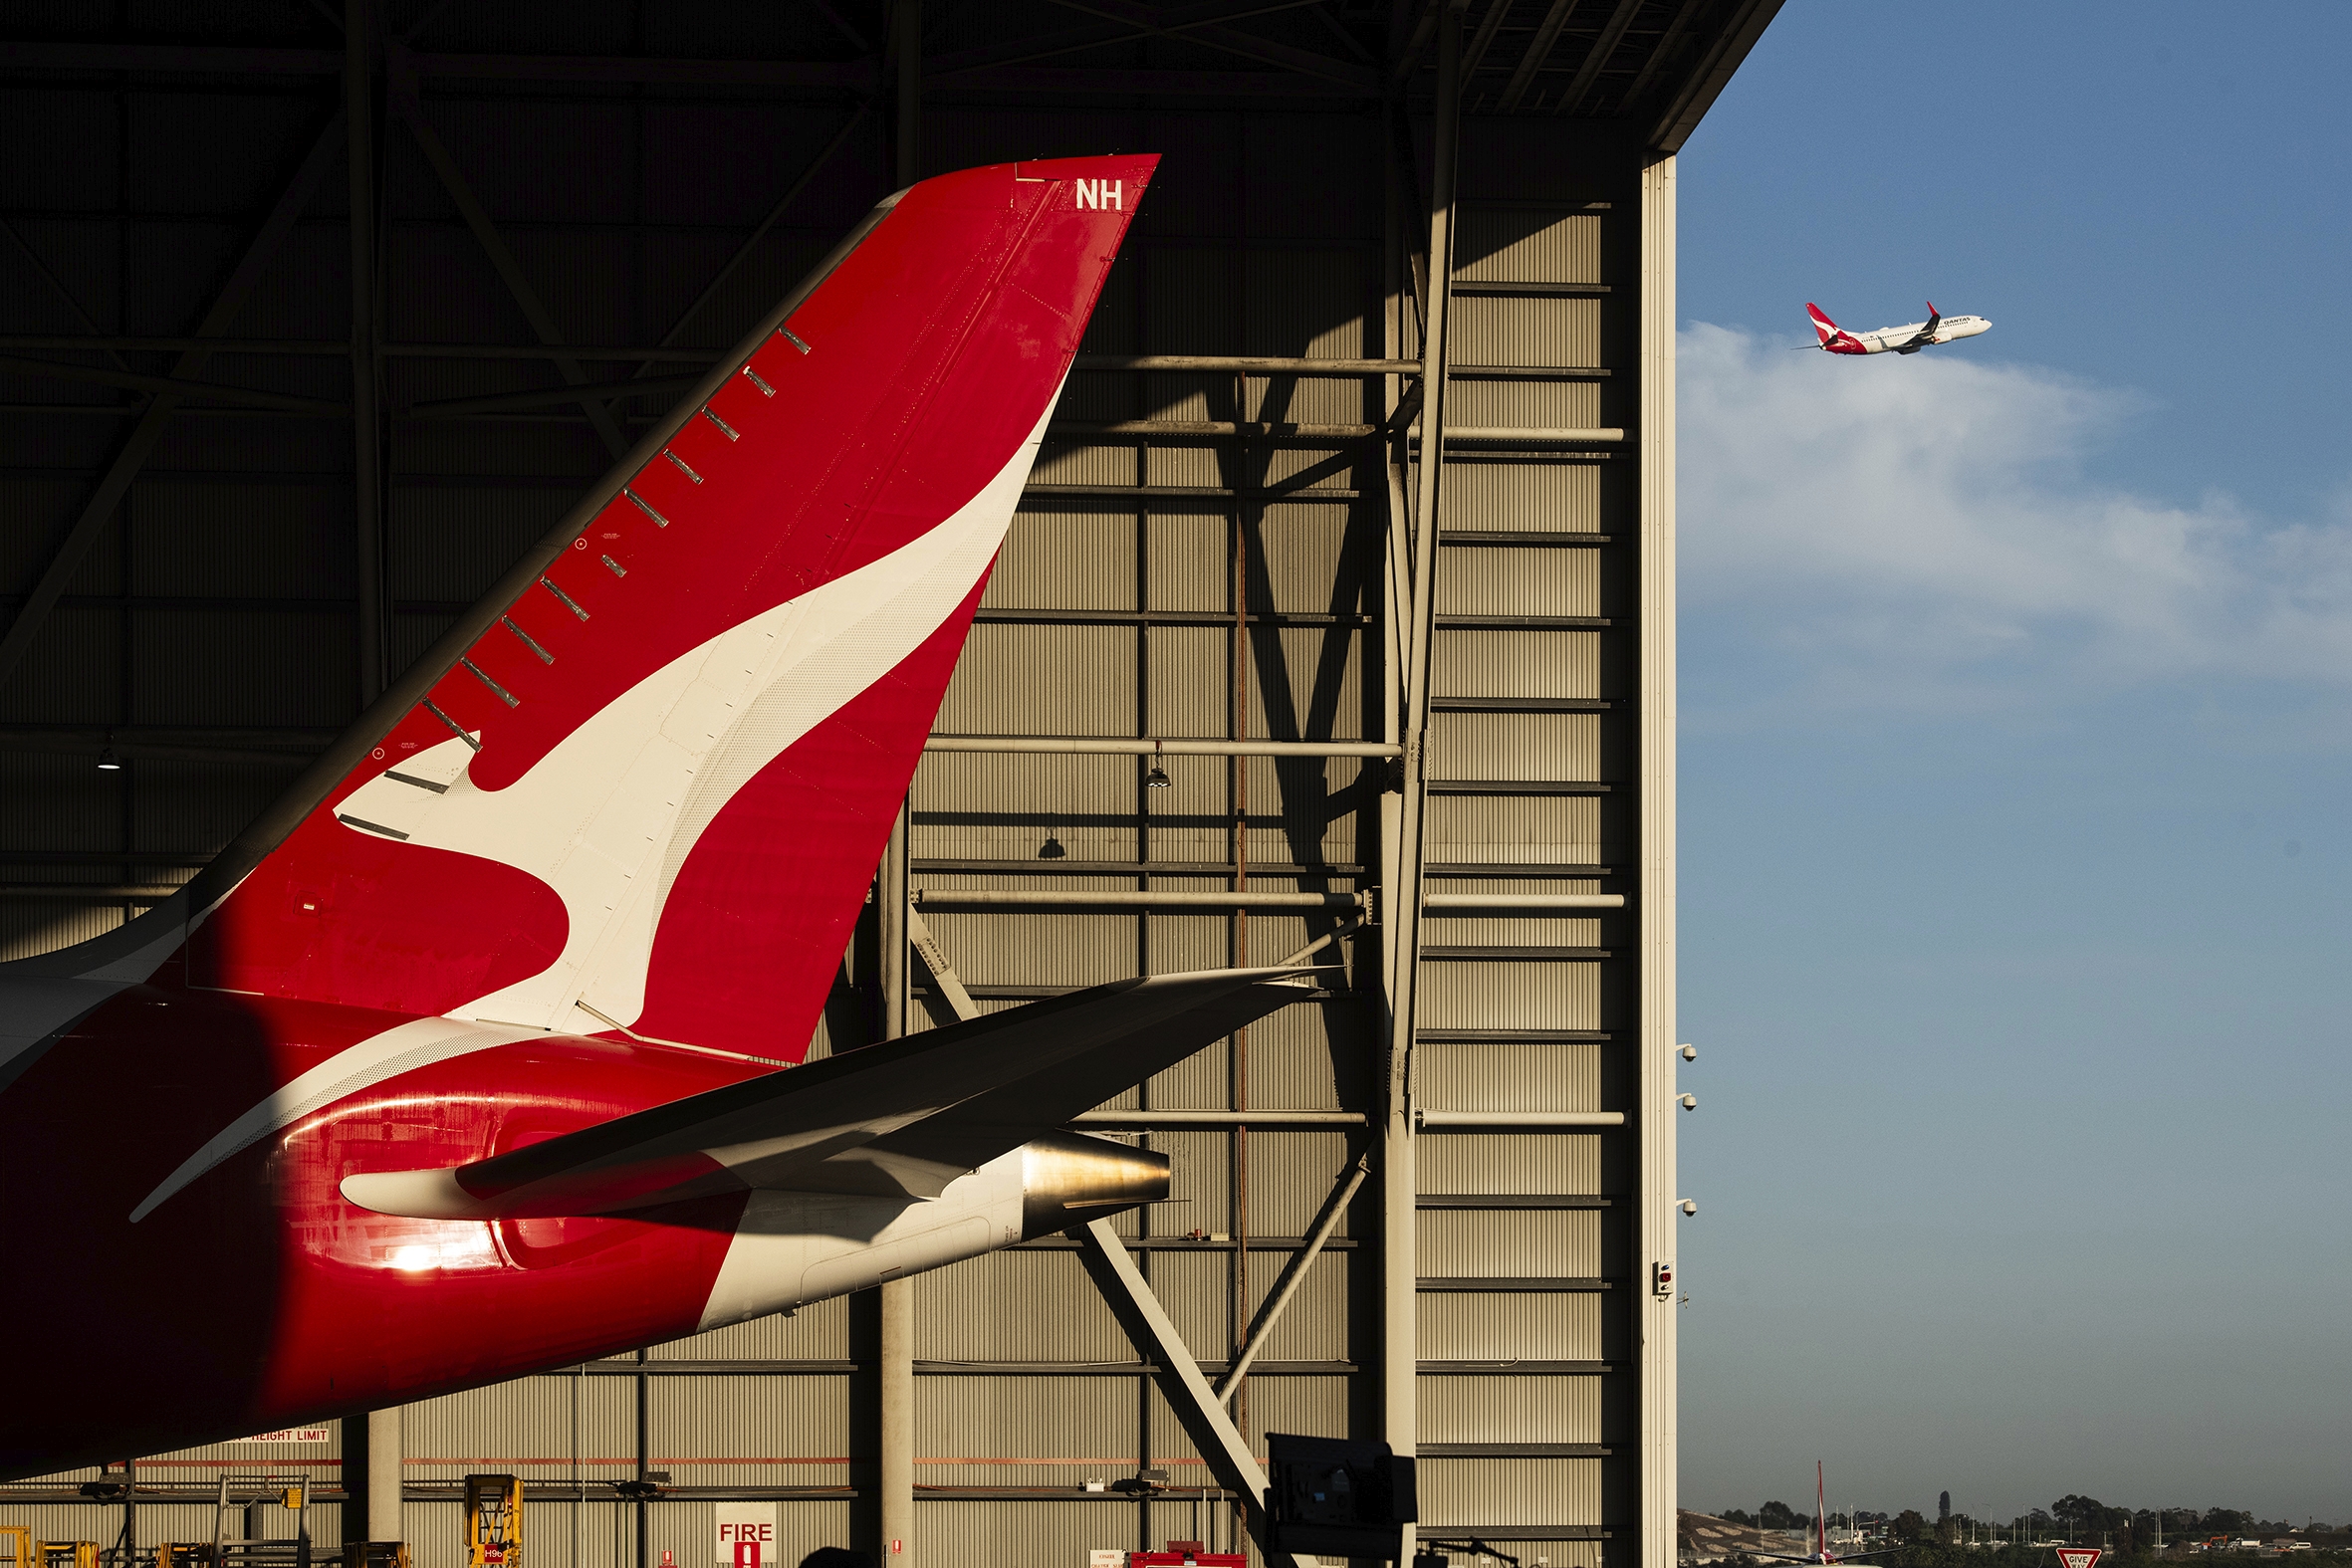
[1894,1512,1927,1543]
[1760,1502,1807,1532]
[2205,1511,2253,1537]
[2053,1496,2110,1534]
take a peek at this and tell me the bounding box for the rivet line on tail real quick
[421,700,480,751]
[601,555,627,577]
[742,366,776,396]
[624,489,669,527]
[700,408,739,441]
[501,617,554,664]
[540,575,588,620]
[460,658,520,708]
[781,328,812,354]
[663,451,703,484]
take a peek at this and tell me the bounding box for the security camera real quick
[1677,1199,1698,1217]
[1679,1044,1697,1061]
[1676,1093,1697,1110]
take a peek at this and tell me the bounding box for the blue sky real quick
[1673,2,2352,1524]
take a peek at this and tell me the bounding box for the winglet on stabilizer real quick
[341,966,1327,1220]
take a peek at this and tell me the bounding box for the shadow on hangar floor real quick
[0,0,1778,1563]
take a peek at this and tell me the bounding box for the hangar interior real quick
[0,0,1775,1564]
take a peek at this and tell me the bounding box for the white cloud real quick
[1678,324,2352,706]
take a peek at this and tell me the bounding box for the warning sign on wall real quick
[715,1505,778,1567]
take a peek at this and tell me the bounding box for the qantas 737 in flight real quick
[0,154,1314,1478]
[1806,301,1990,355]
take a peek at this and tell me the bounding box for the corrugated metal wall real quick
[2,3,1684,1564]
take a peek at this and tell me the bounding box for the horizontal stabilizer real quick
[341,967,1323,1220]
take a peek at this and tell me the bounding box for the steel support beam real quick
[1213,1152,1368,1397]
[922,0,1330,76]
[937,65,1375,97]
[916,890,1360,911]
[649,103,871,366]
[402,48,877,89]
[0,41,341,73]
[385,81,630,459]
[905,905,980,1022]
[1636,151,1681,1568]
[1074,354,1421,375]
[1075,1220,1313,1568]
[1382,10,1465,1557]
[1417,1109,1625,1128]
[925,736,1399,759]
[1556,0,1644,114]
[0,353,343,411]
[1074,1110,1366,1128]
[894,0,920,186]
[1028,0,1377,90]
[1423,892,1623,910]
[0,112,347,691]
[1497,0,1576,112]
[367,1407,401,1545]
[879,1280,913,1567]
[1647,0,1783,153]
[875,797,913,1568]
[347,0,386,704]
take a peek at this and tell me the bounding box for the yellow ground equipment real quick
[463,1475,523,1568]
[0,1526,29,1568]
[35,1546,97,1568]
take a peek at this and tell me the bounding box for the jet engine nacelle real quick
[695,1131,1166,1329]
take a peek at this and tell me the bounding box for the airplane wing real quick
[340,966,1323,1220]
[1896,301,1942,352]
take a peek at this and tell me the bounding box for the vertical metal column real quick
[345,0,384,704]
[877,796,913,1568]
[879,1268,914,1567]
[1636,152,1680,1568]
[1382,7,1466,1556]
[894,0,921,188]
[635,1348,651,1568]
[367,1408,401,1546]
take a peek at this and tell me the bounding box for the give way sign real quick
[2056,1550,2101,1568]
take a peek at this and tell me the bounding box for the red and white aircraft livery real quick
[1806,301,1990,355]
[0,154,1318,1479]
[1750,1464,1900,1566]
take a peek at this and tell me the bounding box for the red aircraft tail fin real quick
[1805,302,1842,345]
[82,156,1155,1058]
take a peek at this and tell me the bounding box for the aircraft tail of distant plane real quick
[1805,302,1866,354]
[12,156,1157,1069]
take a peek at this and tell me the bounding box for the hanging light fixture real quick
[97,743,122,772]
[1039,827,1066,859]
[1145,738,1172,789]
